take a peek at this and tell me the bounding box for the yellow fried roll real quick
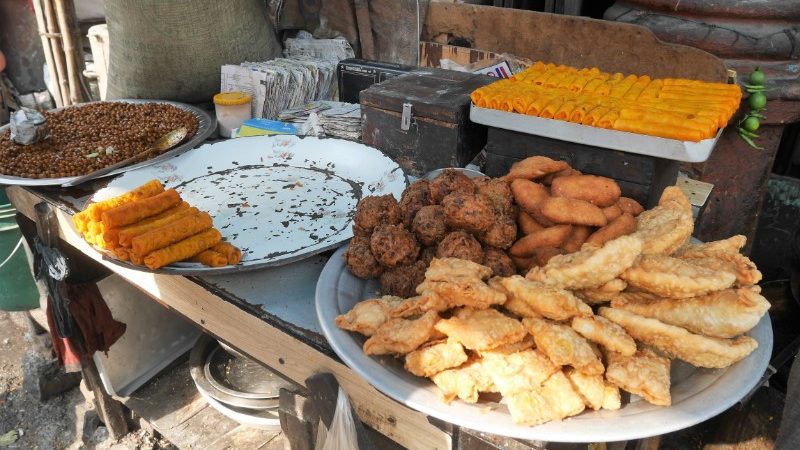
[112,247,130,261]
[554,101,578,120]
[569,102,598,123]
[86,179,164,222]
[609,74,639,98]
[190,250,228,267]
[540,98,566,118]
[638,79,663,99]
[622,76,651,100]
[212,242,242,265]
[597,111,620,128]
[612,118,704,141]
[543,68,577,88]
[144,228,222,270]
[512,95,533,114]
[101,188,181,228]
[619,108,716,136]
[117,204,196,247]
[73,211,90,233]
[582,106,610,126]
[131,211,213,257]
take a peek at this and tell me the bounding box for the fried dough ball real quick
[441,192,495,234]
[436,231,484,264]
[399,180,432,227]
[483,247,516,277]
[474,178,514,215]
[430,169,475,204]
[354,194,402,234]
[480,214,517,249]
[412,205,448,246]
[344,236,383,279]
[370,224,420,267]
[380,260,428,298]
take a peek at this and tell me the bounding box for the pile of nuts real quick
[0,102,199,179]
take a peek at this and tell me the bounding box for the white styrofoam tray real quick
[470,104,723,163]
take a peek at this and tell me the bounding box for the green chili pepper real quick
[738,129,763,149]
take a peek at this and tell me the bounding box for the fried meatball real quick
[429,169,475,204]
[436,231,484,264]
[441,192,495,234]
[419,246,437,267]
[370,224,420,267]
[354,194,401,233]
[344,236,383,279]
[412,205,447,246]
[380,260,428,298]
[479,214,517,249]
[474,178,514,215]
[399,180,432,227]
[483,247,516,277]
[352,223,371,237]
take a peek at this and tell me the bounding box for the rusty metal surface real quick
[0,0,47,94]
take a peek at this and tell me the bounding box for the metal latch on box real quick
[676,176,714,223]
[401,103,412,131]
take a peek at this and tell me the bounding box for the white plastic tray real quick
[470,104,722,163]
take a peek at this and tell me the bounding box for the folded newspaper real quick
[280,101,361,141]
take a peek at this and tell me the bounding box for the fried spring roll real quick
[101,188,181,228]
[112,247,130,261]
[86,179,164,221]
[212,242,242,265]
[131,211,213,257]
[612,118,705,142]
[144,228,222,270]
[118,203,195,247]
[190,250,228,267]
[73,211,90,233]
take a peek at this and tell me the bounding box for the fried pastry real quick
[541,197,608,227]
[506,371,585,426]
[498,275,592,320]
[523,317,604,375]
[574,279,627,304]
[631,187,693,255]
[416,277,506,310]
[435,308,527,351]
[551,174,621,207]
[599,307,758,368]
[510,225,573,257]
[391,292,450,318]
[564,367,606,410]
[605,348,671,406]
[425,257,493,281]
[482,349,560,395]
[610,288,770,339]
[503,156,570,181]
[431,357,496,403]
[336,296,405,336]
[363,310,440,355]
[571,315,637,356]
[683,255,762,287]
[405,340,469,377]
[586,213,636,246]
[621,254,736,298]
[526,235,643,289]
[477,335,535,357]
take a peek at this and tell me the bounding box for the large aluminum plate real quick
[470,104,722,163]
[316,244,773,442]
[90,135,407,274]
[0,99,215,186]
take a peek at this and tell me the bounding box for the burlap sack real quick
[106,0,280,103]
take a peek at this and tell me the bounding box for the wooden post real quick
[81,356,130,440]
[31,0,64,108]
[42,0,70,106]
[54,0,84,105]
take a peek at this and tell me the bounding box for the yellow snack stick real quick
[597,110,620,128]
[212,242,242,265]
[190,250,228,267]
[117,204,196,248]
[609,74,639,98]
[86,179,164,222]
[525,94,557,116]
[581,76,608,94]
[638,79,663,99]
[144,228,222,270]
[131,211,213,258]
[612,118,704,141]
[512,96,532,114]
[101,189,181,228]
[554,101,578,120]
[569,102,598,123]
[582,106,610,126]
[622,76,651,100]
[540,97,566,118]
[112,247,130,261]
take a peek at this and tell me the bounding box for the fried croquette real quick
[370,224,420,267]
[436,231,484,264]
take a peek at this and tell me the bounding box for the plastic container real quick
[0,189,39,311]
[214,91,252,138]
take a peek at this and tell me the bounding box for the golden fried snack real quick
[610,287,770,339]
[510,179,551,221]
[499,275,591,320]
[190,250,228,267]
[391,292,449,318]
[571,315,636,356]
[412,205,447,246]
[599,307,758,368]
[399,180,432,227]
[354,194,402,233]
[564,367,606,410]
[371,224,420,267]
[518,210,545,235]
[431,357,496,403]
[112,247,130,261]
[506,371,586,426]
[103,201,190,248]
[143,228,221,270]
[574,278,627,304]
[686,256,762,287]
[477,335,535,357]
[380,261,428,298]
[363,310,440,355]
[84,179,165,222]
[101,188,181,228]
[509,225,572,257]
[483,247,516,277]
[480,215,517,250]
[474,178,514,215]
[541,197,608,227]
[435,308,527,351]
[674,235,746,258]
[131,211,213,258]
[527,235,643,289]
[586,213,636,246]
[482,349,559,395]
[540,168,581,186]
[405,340,469,377]
[551,175,621,207]
[632,187,693,255]
[561,225,592,253]
[425,257,492,281]
[602,383,622,410]
[531,246,565,267]
[212,241,242,265]
[117,203,196,247]
[491,277,540,318]
[617,197,644,216]
[602,204,623,222]
[417,277,506,310]
[442,192,496,234]
[430,169,475,204]
[503,156,570,181]
[621,254,736,298]
[523,317,604,375]
[605,348,671,406]
[436,231,484,264]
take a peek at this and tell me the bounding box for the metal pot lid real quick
[204,345,294,400]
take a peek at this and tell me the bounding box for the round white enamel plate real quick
[92,135,407,274]
[316,245,773,442]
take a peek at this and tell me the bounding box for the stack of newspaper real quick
[279,101,361,141]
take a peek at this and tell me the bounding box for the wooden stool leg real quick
[80,357,129,440]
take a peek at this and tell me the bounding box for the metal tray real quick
[0,99,215,187]
[315,244,773,443]
[470,104,722,163]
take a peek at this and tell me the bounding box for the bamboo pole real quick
[42,0,70,106]
[31,0,63,108]
[54,0,84,105]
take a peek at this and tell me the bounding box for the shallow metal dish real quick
[0,99,215,187]
[204,345,293,400]
[423,167,488,180]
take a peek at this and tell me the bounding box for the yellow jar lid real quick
[213,91,252,106]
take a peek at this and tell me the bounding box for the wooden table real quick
[6,184,454,450]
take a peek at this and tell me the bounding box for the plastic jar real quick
[213,92,252,138]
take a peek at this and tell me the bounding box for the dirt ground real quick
[0,310,173,450]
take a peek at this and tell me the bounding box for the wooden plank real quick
[7,186,453,450]
[208,425,283,450]
[418,42,533,71]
